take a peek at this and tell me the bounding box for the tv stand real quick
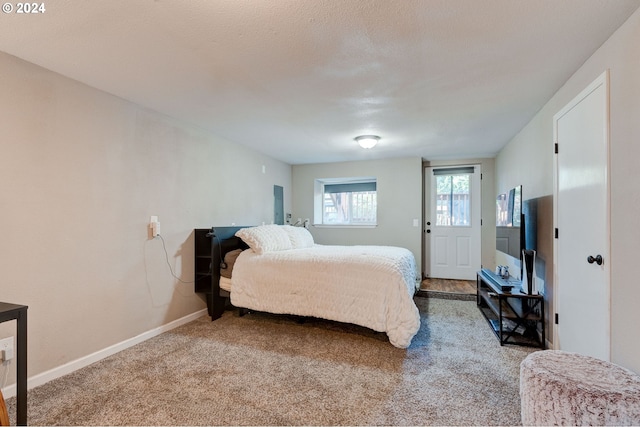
[477,270,545,348]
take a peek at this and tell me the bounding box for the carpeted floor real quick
[7,297,537,426]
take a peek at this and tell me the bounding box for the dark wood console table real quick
[477,270,544,348]
[0,302,28,425]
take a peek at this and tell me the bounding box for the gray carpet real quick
[7,297,536,425]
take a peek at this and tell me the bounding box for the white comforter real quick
[230,244,421,348]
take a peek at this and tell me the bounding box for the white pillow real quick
[282,225,315,249]
[235,225,292,254]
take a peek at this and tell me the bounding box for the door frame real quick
[423,163,482,280]
[552,70,611,357]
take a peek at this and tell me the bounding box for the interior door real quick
[425,165,481,280]
[554,71,610,361]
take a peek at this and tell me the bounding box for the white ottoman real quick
[520,350,640,426]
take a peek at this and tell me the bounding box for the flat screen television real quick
[496,186,540,280]
[496,185,523,260]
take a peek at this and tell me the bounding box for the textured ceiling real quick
[1,0,639,164]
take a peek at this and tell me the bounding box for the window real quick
[433,167,473,227]
[314,178,377,226]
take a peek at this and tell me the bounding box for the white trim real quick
[552,69,611,359]
[313,176,378,226]
[1,309,207,398]
[425,163,482,280]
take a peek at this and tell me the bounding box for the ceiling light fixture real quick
[355,135,380,149]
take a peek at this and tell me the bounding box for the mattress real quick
[219,276,232,292]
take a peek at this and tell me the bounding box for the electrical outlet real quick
[149,216,160,237]
[0,337,14,362]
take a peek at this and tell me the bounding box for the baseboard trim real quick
[1,309,207,398]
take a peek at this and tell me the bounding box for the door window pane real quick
[436,174,471,226]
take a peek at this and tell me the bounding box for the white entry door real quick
[426,165,482,280]
[554,71,610,361]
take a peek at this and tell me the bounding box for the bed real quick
[206,224,421,348]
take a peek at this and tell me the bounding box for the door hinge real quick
[480,173,483,180]
[555,143,558,154]
[481,219,483,226]
[555,228,559,239]
[555,313,559,325]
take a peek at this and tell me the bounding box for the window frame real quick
[313,177,378,228]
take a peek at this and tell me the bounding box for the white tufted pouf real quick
[520,350,640,426]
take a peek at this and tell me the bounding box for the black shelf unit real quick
[194,228,228,320]
[194,227,247,320]
[477,269,545,348]
[194,229,213,294]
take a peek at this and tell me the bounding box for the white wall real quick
[0,51,292,388]
[496,8,640,372]
[292,158,422,272]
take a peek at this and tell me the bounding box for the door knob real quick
[587,255,603,265]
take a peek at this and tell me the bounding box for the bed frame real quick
[194,226,249,320]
